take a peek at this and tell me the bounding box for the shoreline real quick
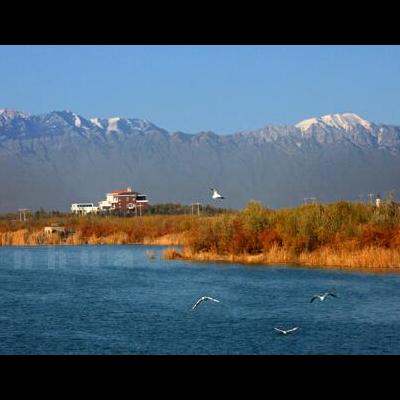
[0,229,185,247]
[1,240,400,273]
[162,246,400,272]
[2,201,400,272]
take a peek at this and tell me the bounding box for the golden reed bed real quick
[2,229,400,270]
[3,200,400,271]
[0,229,186,247]
[163,245,400,270]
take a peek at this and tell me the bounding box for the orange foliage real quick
[361,224,393,248]
[259,229,283,251]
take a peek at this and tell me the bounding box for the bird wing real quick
[310,296,317,303]
[191,298,204,310]
[211,188,223,198]
[328,293,338,298]
[287,327,299,333]
[207,297,220,303]
[274,328,284,333]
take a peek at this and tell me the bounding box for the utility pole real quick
[191,202,200,216]
[18,209,30,222]
[368,193,375,205]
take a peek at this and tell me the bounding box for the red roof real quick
[111,187,134,194]
[111,189,128,194]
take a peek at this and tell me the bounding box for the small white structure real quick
[71,203,98,215]
[376,197,381,208]
[44,225,66,236]
[98,200,110,211]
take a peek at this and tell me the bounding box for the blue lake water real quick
[0,245,400,354]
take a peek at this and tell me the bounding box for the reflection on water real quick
[0,245,400,354]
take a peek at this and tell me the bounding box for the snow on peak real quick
[89,116,152,132]
[107,117,121,132]
[295,117,319,131]
[90,118,103,129]
[126,118,152,130]
[0,108,29,120]
[73,113,81,128]
[321,113,372,130]
[296,113,372,131]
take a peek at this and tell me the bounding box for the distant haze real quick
[1,109,400,212]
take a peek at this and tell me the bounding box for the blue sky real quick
[0,45,399,134]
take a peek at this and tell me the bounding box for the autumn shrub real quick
[230,218,253,254]
[390,226,400,248]
[361,224,394,248]
[241,200,272,233]
[259,228,283,251]
[187,215,231,253]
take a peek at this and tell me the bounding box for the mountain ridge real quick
[1,108,400,212]
[0,108,393,137]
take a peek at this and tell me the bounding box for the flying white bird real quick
[210,188,224,199]
[274,327,299,335]
[310,292,338,303]
[191,296,220,310]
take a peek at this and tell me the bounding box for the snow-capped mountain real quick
[298,113,400,149]
[0,109,399,212]
[0,108,30,122]
[295,113,373,131]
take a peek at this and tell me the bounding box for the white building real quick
[71,186,150,215]
[71,203,98,215]
[97,187,149,212]
[98,199,113,211]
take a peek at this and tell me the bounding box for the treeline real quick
[0,208,66,221]
[146,203,231,215]
[0,203,230,221]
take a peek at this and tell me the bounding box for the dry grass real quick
[163,247,185,260]
[162,245,400,270]
[0,214,195,247]
[143,233,187,246]
[297,246,400,269]
[0,229,31,246]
